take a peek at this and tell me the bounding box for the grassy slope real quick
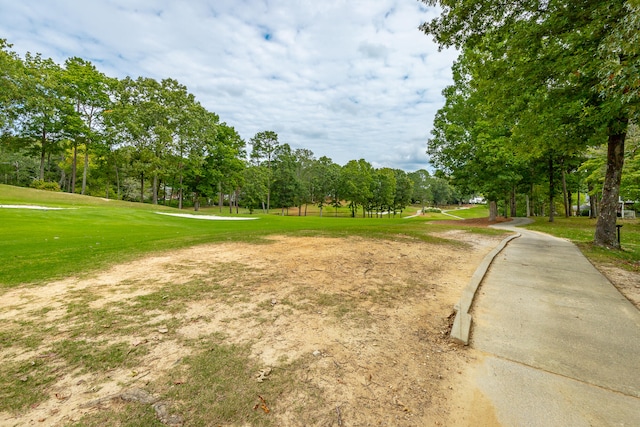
[0,185,498,287]
[524,216,639,271]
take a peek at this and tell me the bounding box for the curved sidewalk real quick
[459,219,640,426]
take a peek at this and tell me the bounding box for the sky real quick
[0,0,458,171]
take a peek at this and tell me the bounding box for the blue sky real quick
[0,0,457,171]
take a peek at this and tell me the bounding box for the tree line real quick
[0,39,460,216]
[421,0,640,248]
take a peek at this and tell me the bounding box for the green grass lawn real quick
[0,185,495,288]
[524,216,640,271]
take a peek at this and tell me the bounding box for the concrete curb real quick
[450,233,521,345]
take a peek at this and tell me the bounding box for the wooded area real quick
[0,39,460,217]
[2,0,640,239]
[421,0,640,248]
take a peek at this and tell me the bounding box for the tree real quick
[208,123,246,212]
[341,159,373,217]
[429,177,453,207]
[271,144,303,215]
[61,57,112,194]
[427,51,524,219]
[8,53,74,182]
[368,168,396,217]
[293,148,315,215]
[421,0,640,247]
[392,169,414,216]
[250,130,280,212]
[408,169,432,212]
[182,106,222,210]
[0,39,22,132]
[311,156,341,217]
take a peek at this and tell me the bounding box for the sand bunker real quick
[155,212,258,221]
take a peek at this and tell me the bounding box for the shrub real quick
[30,180,61,192]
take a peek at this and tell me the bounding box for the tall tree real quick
[240,165,268,214]
[61,57,112,194]
[271,144,302,215]
[392,169,414,216]
[293,148,315,215]
[250,130,280,212]
[421,0,640,248]
[0,39,22,132]
[341,159,373,217]
[408,169,432,212]
[369,168,396,217]
[14,53,70,181]
[311,156,341,217]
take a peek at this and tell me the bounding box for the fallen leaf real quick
[256,395,270,414]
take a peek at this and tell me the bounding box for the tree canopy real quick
[0,39,440,216]
[422,0,640,247]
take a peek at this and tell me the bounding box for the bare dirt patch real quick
[0,232,506,426]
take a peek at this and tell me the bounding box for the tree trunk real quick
[39,129,47,181]
[549,155,555,223]
[81,147,89,195]
[140,172,144,203]
[266,189,271,213]
[510,187,516,217]
[71,142,77,193]
[152,174,158,204]
[588,183,597,218]
[561,162,569,217]
[595,125,627,248]
[81,112,92,195]
[489,200,498,222]
[115,164,121,200]
[576,190,580,217]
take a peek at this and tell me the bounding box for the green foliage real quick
[421,0,640,246]
[2,38,460,218]
[29,179,61,191]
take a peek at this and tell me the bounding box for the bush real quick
[30,180,61,192]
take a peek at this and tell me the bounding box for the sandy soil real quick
[0,229,507,427]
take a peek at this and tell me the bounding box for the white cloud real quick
[0,0,457,170]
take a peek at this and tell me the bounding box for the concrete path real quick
[462,219,640,426]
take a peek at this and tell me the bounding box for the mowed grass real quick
[525,216,640,271]
[0,185,495,287]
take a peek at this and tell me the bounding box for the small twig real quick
[333,339,350,350]
[336,405,343,427]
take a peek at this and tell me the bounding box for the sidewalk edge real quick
[450,233,521,345]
